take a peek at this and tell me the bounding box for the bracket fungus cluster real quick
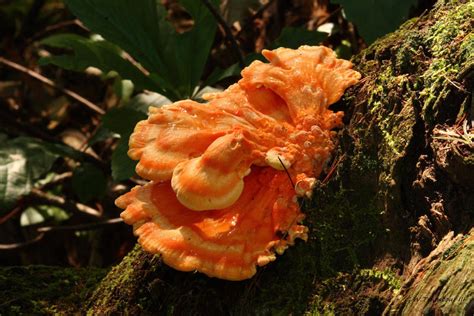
[116,46,360,281]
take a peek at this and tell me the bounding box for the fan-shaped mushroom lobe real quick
[117,168,307,281]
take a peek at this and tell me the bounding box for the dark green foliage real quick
[60,0,219,100]
[102,107,147,181]
[333,0,418,44]
[0,137,60,212]
[111,140,137,181]
[272,26,327,49]
[72,163,107,202]
[101,107,146,138]
[40,33,160,93]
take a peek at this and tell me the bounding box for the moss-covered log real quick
[0,266,106,314]
[2,0,472,314]
[85,0,473,314]
[385,229,474,315]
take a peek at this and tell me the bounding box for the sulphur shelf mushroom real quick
[116,45,361,281]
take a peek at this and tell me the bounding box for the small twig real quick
[250,0,277,21]
[0,218,124,250]
[0,205,24,225]
[200,0,245,68]
[322,154,345,184]
[0,233,45,250]
[28,19,87,43]
[277,156,295,188]
[30,188,102,218]
[40,172,73,189]
[314,6,343,29]
[236,0,277,37]
[0,56,105,115]
[37,218,123,233]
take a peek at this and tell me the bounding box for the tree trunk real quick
[86,0,473,314]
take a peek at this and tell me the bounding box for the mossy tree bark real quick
[86,0,473,314]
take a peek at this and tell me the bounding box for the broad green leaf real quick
[0,137,59,212]
[102,107,146,181]
[20,206,45,226]
[111,139,136,181]
[102,107,147,138]
[203,52,265,87]
[175,0,220,97]
[88,125,116,146]
[203,63,241,87]
[272,26,327,49]
[64,0,219,100]
[126,91,172,114]
[333,0,417,44]
[20,205,70,226]
[72,163,107,202]
[40,33,161,93]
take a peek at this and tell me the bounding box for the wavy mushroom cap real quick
[117,167,307,281]
[116,45,360,280]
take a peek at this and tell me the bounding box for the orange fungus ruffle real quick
[116,45,361,281]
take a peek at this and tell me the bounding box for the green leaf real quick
[0,137,59,212]
[40,33,160,93]
[72,163,107,202]
[88,125,116,146]
[333,0,417,44]
[202,52,266,87]
[102,107,147,138]
[126,91,172,114]
[63,0,219,100]
[175,0,220,97]
[203,63,241,87]
[272,26,327,49]
[20,205,70,226]
[20,206,45,226]
[102,107,146,181]
[111,139,136,181]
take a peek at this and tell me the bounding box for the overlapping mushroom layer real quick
[116,45,360,280]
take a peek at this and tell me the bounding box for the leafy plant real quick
[40,34,159,93]
[72,163,107,202]
[101,107,147,180]
[272,26,327,49]
[41,0,220,101]
[0,137,60,213]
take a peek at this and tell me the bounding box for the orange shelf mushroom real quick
[116,45,361,281]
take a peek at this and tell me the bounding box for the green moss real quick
[420,1,473,123]
[0,266,106,315]
[306,268,397,315]
[358,268,402,293]
[307,186,383,276]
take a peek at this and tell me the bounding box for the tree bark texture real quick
[86,0,473,314]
